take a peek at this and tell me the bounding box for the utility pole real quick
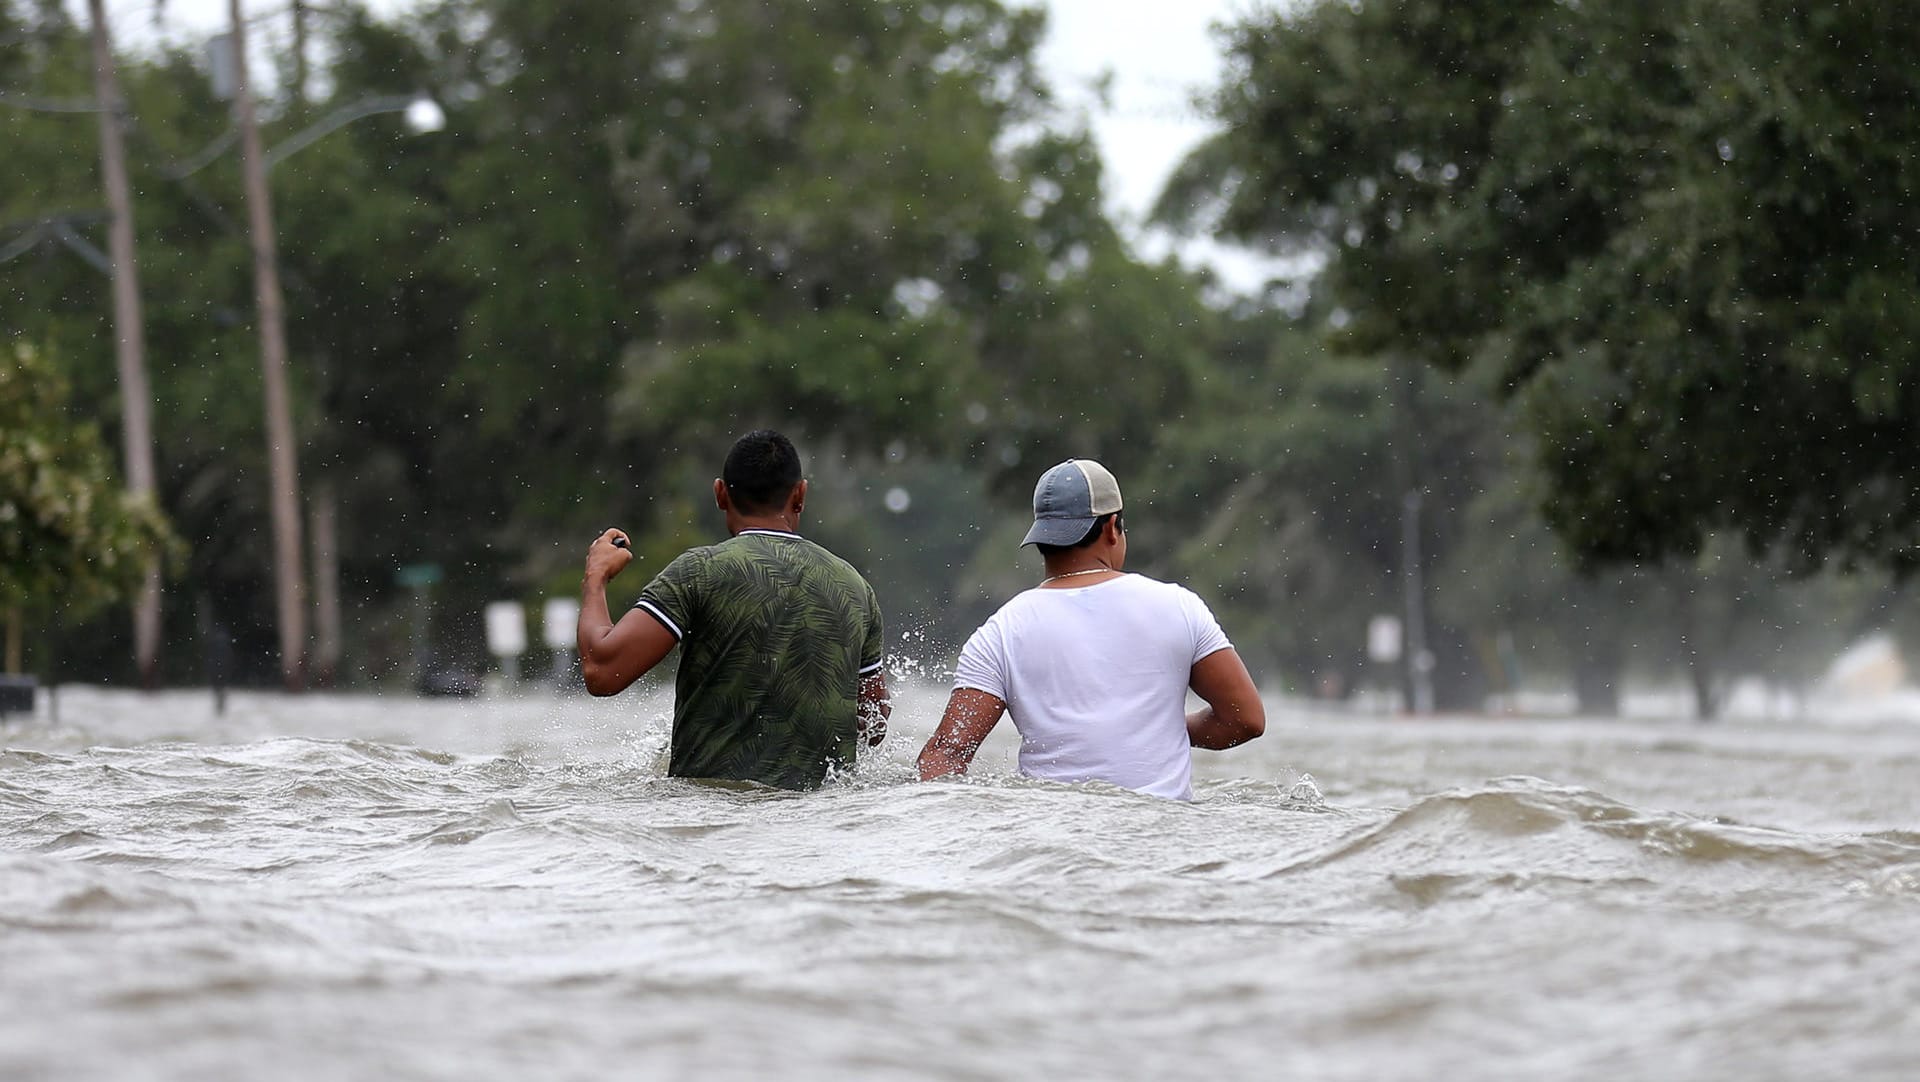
[1389,357,1436,715]
[229,0,308,690]
[290,0,308,107]
[87,0,163,689]
[1400,488,1435,715]
[311,478,341,686]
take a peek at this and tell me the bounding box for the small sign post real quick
[1367,615,1403,664]
[395,563,442,694]
[484,601,528,690]
[542,598,580,689]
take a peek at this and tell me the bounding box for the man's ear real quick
[1104,515,1124,544]
[713,479,730,512]
[790,479,809,516]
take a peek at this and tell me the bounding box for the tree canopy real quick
[0,341,177,615]
[0,0,1218,682]
[1166,0,1920,572]
[1,0,1905,714]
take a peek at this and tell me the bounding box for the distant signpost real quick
[543,598,580,689]
[396,563,443,693]
[484,601,528,690]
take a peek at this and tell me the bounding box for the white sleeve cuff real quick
[634,600,684,640]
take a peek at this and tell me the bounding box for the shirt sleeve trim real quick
[951,678,1005,699]
[858,659,886,675]
[634,599,684,640]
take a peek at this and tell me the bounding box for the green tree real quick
[1169,0,1920,572]
[415,0,1219,638]
[1,0,1245,686]
[0,340,177,670]
[1139,297,1508,708]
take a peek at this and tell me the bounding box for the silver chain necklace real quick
[1041,568,1115,585]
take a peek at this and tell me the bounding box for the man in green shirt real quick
[577,430,890,789]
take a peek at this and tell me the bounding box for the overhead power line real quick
[0,89,106,113]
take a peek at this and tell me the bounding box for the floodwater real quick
[2,682,1916,1081]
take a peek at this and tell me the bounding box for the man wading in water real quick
[917,458,1264,800]
[578,430,890,789]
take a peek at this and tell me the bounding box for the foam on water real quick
[1,685,1917,1081]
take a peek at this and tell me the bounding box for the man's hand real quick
[585,528,633,585]
[857,671,892,747]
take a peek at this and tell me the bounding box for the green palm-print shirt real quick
[635,529,885,789]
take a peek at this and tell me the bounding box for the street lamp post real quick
[263,95,444,168]
[215,3,443,690]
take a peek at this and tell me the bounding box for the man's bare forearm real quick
[1187,649,1265,750]
[916,731,981,779]
[577,573,614,654]
[1187,706,1261,750]
[577,529,643,694]
[576,573,624,692]
[917,688,1005,779]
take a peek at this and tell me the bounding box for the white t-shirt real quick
[952,574,1233,800]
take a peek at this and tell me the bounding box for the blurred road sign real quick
[1367,615,1403,663]
[206,32,237,100]
[542,598,580,650]
[485,601,527,657]
[396,563,442,589]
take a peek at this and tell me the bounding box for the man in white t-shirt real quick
[917,459,1264,799]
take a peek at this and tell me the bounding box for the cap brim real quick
[1021,516,1098,547]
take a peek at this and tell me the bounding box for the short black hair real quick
[1035,512,1122,558]
[723,430,803,514]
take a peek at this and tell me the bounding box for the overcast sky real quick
[83,0,1285,288]
[1036,0,1283,286]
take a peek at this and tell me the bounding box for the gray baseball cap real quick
[1021,459,1124,547]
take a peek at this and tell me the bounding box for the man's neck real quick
[1041,555,1118,583]
[729,515,799,536]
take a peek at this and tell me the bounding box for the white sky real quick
[84,0,1288,289]
[1035,0,1287,289]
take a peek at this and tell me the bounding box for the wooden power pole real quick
[229,0,309,689]
[87,0,163,688]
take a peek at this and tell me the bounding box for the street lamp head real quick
[404,96,446,135]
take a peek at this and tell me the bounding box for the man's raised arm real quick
[578,528,678,696]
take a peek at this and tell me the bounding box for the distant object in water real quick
[1823,633,1907,698]
[417,668,482,698]
[0,673,34,717]
[206,623,236,717]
